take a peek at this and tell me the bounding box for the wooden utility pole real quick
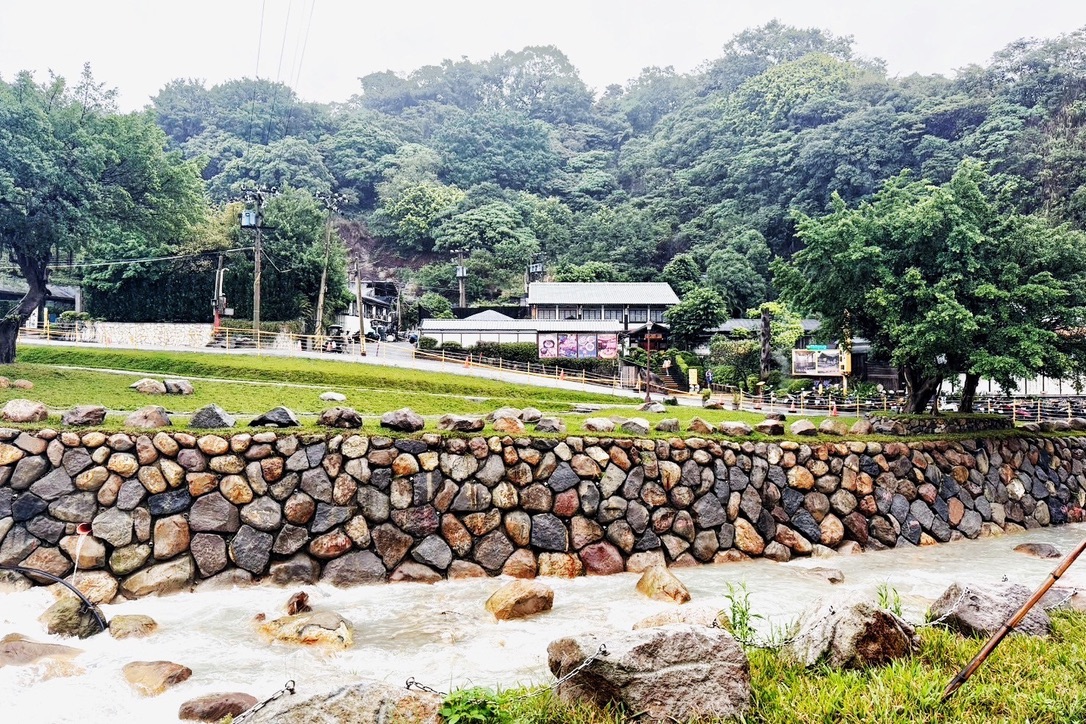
[760,306,772,379]
[251,191,265,336]
[644,326,664,403]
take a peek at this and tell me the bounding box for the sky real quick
[2,0,1085,111]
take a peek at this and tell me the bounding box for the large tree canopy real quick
[0,67,208,360]
[774,161,1086,412]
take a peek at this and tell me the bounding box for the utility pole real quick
[456,249,467,309]
[253,192,264,334]
[212,254,226,330]
[355,260,365,356]
[313,192,344,340]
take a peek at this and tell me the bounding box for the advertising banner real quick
[537,333,557,358]
[792,348,843,377]
[557,333,579,359]
[577,334,597,358]
[597,333,619,359]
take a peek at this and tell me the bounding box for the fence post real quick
[1012,401,1017,424]
[1037,398,1041,421]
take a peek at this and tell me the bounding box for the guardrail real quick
[414,348,624,391]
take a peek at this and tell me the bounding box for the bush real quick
[58,311,92,322]
[471,342,538,363]
[438,341,464,352]
[786,378,814,394]
[417,336,438,350]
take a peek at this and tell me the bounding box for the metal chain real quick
[916,589,970,629]
[405,643,609,705]
[1042,587,1081,611]
[232,680,296,723]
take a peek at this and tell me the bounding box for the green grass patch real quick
[15,346,625,407]
[453,611,1086,723]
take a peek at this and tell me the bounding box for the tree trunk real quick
[960,373,980,414]
[760,307,772,379]
[0,251,50,364]
[902,365,941,414]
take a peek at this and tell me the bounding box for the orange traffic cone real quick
[559,369,566,381]
[464,354,471,369]
[830,400,839,417]
[789,399,797,413]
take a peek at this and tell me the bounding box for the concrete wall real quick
[1,429,1082,597]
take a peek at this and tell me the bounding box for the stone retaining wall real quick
[1,429,1083,597]
[870,414,1014,436]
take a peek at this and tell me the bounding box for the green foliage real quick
[775,161,1086,412]
[876,583,904,618]
[440,688,510,724]
[553,261,619,283]
[723,582,764,647]
[665,288,728,350]
[785,378,815,394]
[417,336,438,350]
[418,292,454,319]
[708,335,762,386]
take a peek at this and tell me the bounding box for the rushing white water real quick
[5,524,1086,723]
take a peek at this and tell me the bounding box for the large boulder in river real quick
[635,565,691,604]
[548,624,751,723]
[38,597,105,639]
[258,610,354,649]
[928,582,1050,637]
[123,660,192,696]
[485,579,554,620]
[179,692,258,722]
[1014,542,1061,559]
[782,594,919,668]
[242,679,442,724]
[380,407,424,432]
[0,633,82,667]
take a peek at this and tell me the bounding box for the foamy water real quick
[4,524,1086,723]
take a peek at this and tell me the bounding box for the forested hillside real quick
[52,22,1086,322]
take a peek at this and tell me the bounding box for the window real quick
[536,307,556,320]
[582,308,601,320]
[559,306,579,320]
[604,307,624,320]
[629,308,648,323]
[649,308,665,322]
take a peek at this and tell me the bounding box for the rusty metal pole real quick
[942,536,1086,701]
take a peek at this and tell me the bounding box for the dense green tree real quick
[0,67,208,359]
[434,110,559,192]
[665,288,728,350]
[417,291,453,319]
[553,261,619,282]
[775,162,1086,413]
[208,137,333,202]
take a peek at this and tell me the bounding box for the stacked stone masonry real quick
[0,428,1083,596]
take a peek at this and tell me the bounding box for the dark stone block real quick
[229,525,273,575]
[370,468,392,491]
[148,489,192,516]
[394,439,428,455]
[391,505,439,537]
[189,493,241,533]
[790,509,821,543]
[548,463,580,492]
[11,493,48,522]
[692,494,726,529]
[890,494,910,525]
[634,529,661,551]
[730,467,750,493]
[310,503,354,534]
[26,514,65,544]
[531,513,569,552]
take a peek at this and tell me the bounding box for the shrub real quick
[417,336,438,350]
[786,378,814,394]
[438,341,464,352]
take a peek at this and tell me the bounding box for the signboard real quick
[557,333,579,359]
[597,334,618,359]
[792,348,846,377]
[538,334,557,358]
[538,332,620,360]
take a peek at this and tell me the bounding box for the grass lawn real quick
[464,610,1086,723]
[6,346,629,421]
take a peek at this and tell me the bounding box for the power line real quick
[245,0,268,145]
[0,247,256,274]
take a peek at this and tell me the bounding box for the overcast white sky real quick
[2,1,1085,111]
